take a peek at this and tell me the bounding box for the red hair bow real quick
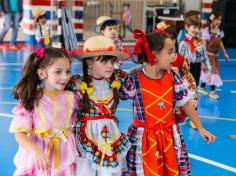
[34,48,45,65]
[153,28,169,36]
[133,29,155,65]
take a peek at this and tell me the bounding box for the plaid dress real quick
[67,71,130,173]
[119,69,192,176]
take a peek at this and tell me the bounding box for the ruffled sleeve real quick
[220,30,224,38]
[116,69,136,100]
[9,104,33,133]
[202,27,211,41]
[66,74,83,99]
[173,71,193,107]
[70,92,80,124]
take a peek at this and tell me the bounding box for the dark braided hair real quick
[80,55,120,114]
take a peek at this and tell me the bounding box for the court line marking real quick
[189,153,236,173]
[0,102,17,104]
[0,113,14,118]
[223,80,236,83]
[199,115,236,122]
[0,87,13,90]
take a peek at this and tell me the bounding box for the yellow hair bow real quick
[110,80,121,89]
[79,81,94,95]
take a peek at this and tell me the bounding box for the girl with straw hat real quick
[67,36,130,176]
[32,8,52,48]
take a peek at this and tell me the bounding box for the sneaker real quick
[197,87,208,95]
[208,91,220,99]
[10,44,20,50]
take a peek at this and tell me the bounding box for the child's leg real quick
[198,71,209,95]
[208,55,221,99]
[76,157,96,176]
[190,62,201,86]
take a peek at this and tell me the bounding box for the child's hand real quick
[199,128,216,143]
[224,53,229,61]
[32,148,50,171]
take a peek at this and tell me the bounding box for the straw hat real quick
[156,21,170,30]
[77,36,129,60]
[93,16,120,34]
[32,8,46,21]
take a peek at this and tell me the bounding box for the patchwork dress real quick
[68,71,130,175]
[120,69,192,176]
[9,90,79,176]
[200,27,224,87]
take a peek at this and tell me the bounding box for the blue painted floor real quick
[0,47,236,176]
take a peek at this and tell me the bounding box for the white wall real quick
[183,0,201,12]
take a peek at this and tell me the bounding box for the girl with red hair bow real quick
[119,29,216,176]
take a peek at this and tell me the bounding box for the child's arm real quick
[202,42,212,73]
[117,70,136,100]
[15,132,50,170]
[181,101,216,143]
[220,40,229,61]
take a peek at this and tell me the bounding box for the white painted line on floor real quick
[223,80,236,83]
[219,59,236,62]
[0,102,17,104]
[189,153,236,173]
[230,90,236,94]
[0,63,23,66]
[0,87,13,90]
[0,113,14,118]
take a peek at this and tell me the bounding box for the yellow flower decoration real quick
[110,80,121,89]
[79,81,94,95]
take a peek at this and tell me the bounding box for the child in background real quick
[93,16,123,51]
[32,8,52,48]
[67,36,130,176]
[122,3,133,38]
[120,29,215,176]
[199,12,229,99]
[177,10,201,44]
[93,16,125,70]
[10,48,79,175]
[179,14,212,89]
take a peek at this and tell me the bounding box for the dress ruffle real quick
[73,120,130,171]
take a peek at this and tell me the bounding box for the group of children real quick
[10,9,229,176]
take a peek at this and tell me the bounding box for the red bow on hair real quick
[133,29,155,65]
[35,48,45,59]
[153,28,169,36]
[34,48,45,65]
